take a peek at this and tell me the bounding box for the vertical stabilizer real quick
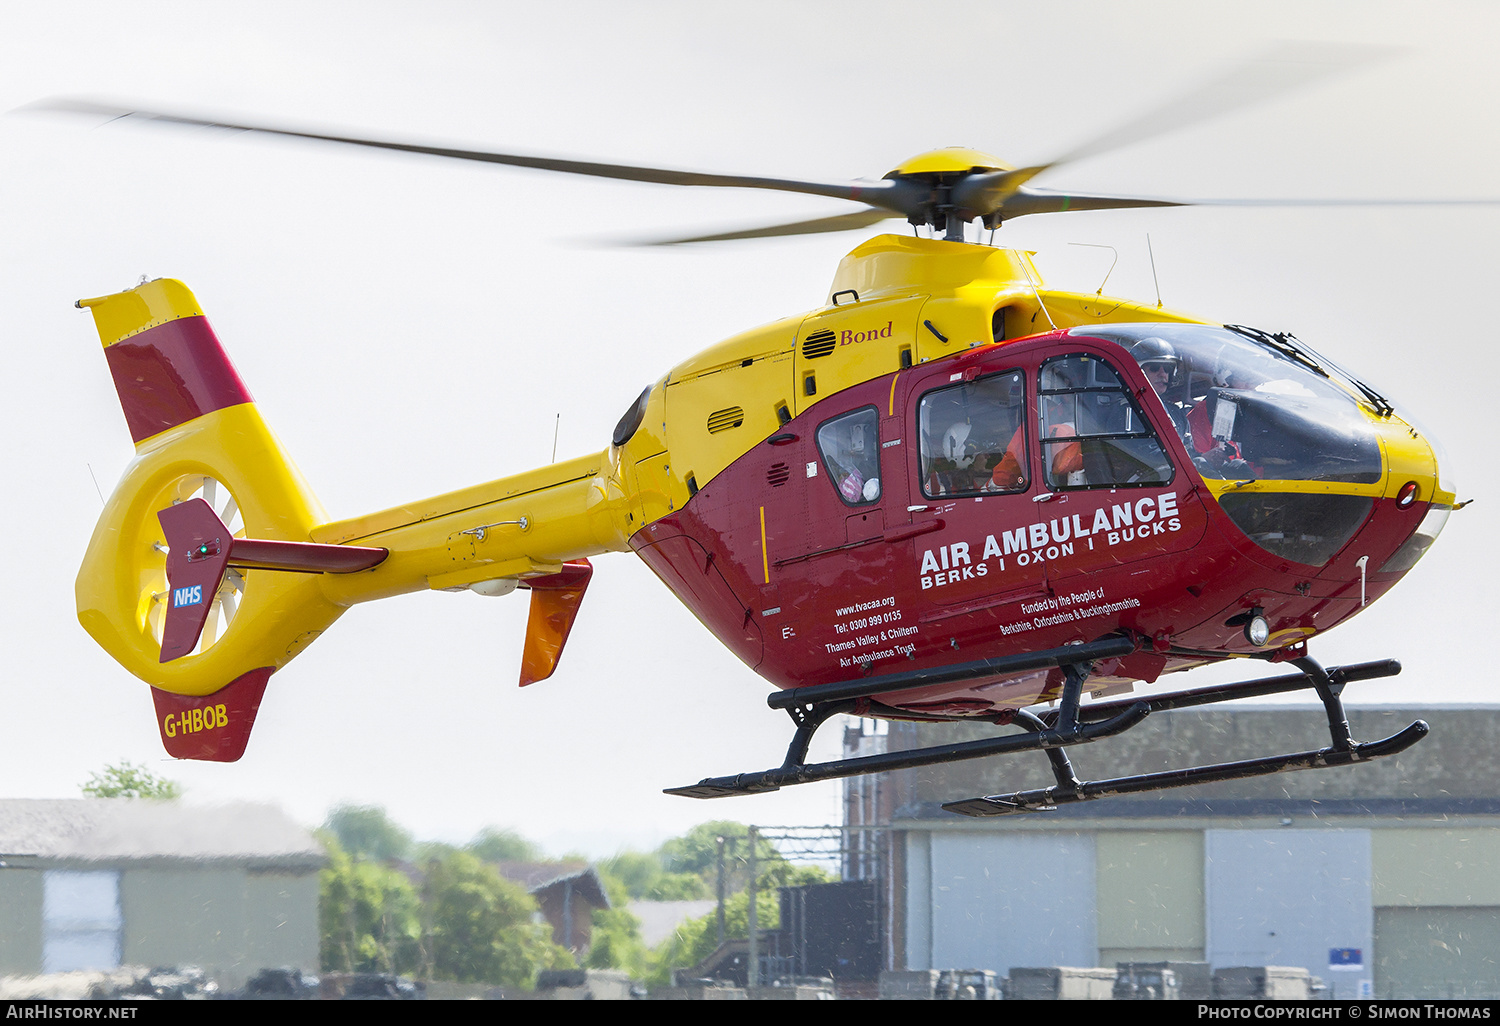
[76,279,346,761]
[79,279,254,444]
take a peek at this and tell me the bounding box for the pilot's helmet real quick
[943,421,975,468]
[1131,336,1179,384]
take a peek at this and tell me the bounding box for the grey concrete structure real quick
[0,799,324,989]
[843,703,1500,999]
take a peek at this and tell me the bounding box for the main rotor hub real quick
[884,147,1014,179]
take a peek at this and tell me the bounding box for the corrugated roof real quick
[0,799,324,868]
[496,861,610,908]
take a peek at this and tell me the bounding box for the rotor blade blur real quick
[643,207,900,245]
[953,42,1398,217]
[38,98,915,210]
[1053,42,1397,168]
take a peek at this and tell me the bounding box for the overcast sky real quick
[0,1,1495,855]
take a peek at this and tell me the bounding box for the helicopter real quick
[61,52,1469,817]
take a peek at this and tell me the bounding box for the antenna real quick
[1018,254,1057,331]
[1147,233,1163,308]
[87,463,105,507]
[1068,243,1118,295]
[551,414,560,463]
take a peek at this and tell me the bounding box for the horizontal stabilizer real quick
[157,498,387,662]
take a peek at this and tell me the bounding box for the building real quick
[0,799,324,988]
[495,861,610,955]
[844,703,1500,1000]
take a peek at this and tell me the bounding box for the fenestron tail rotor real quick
[33,42,1499,244]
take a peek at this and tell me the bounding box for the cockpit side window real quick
[816,406,882,506]
[1038,354,1173,490]
[918,370,1028,499]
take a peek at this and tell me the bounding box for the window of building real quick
[42,870,122,974]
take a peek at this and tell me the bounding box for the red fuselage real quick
[633,328,1436,720]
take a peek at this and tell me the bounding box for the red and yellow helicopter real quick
[61,59,1466,816]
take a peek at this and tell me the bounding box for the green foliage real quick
[466,827,543,863]
[423,850,573,988]
[760,861,835,890]
[81,760,181,800]
[646,886,783,989]
[598,851,662,899]
[583,867,652,976]
[647,871,713,901]
[658,820,780,877]
[599,851,711,901]
[324,804,414,862]
[318,836,422,975]
[586,906,650,976]
[315,812,836,991]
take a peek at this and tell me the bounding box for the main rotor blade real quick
[952,42,1397,216]
[38,98,916,212]
[1164,196,1500,208]
[643,207,900,245]
[996,188,1500,221]
[998,188,1187,219]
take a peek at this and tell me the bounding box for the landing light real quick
[1245,613,1271,648]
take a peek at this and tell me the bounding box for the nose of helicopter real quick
[1201,399,1453,650]
[1083,321,1457,647]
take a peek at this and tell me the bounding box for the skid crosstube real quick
[664,644,1423,814]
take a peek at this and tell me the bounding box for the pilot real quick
[1129,336,1190,441]
[928,420,978,494]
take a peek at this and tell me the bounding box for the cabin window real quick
[918,370,1028,498]
[816,407,881,506]
[1038,354,1173,490]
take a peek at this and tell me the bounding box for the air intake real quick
[767,462,791,486]
[707,407,745,433]
[801,329,837,360]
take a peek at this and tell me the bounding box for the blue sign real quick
[1329,948,1363,969]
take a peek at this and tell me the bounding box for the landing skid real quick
[663,641,1427,816]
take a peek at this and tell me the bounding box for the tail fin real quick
[76,279,345,761]
[79,279,637,761]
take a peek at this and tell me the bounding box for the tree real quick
[657,821,792,897]
[659,820,778,877]
[423,850,573,987]
[466,827,543,863]
[647,885,782,988]
[318,836,422,975]
[599,850,710,901]
[324,804,413,861]
[80,760,181,799]
[585,873,650,977]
